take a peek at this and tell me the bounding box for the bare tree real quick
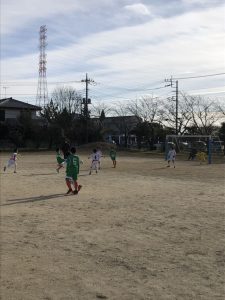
[127,96,164,147]
[111,102,140,147]
[90,100,112,118]
[88,101,112,141]
[185,95,222,135]
[161,94,223,135]
[127,96,162,123]
[217,101,225,117]
[51,86,82,114]
[160,93,193,134]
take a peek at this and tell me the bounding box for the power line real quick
[93,85,166,98]
[0,80,81,86]
[99,80,164,91]
[173,72,225,80]
[1,71,224,86]
[145,86,166,91]
[2,72,225,105]
[91,85,166,100]
[3,94,37,96]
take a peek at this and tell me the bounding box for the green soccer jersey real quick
[110,149,116,160]
[56,152,64,164]
[66,154,80,180]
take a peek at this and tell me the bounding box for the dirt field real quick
[0,151,224,300]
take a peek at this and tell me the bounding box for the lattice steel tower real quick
[36,25,48,107]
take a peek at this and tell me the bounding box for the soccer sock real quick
[74,181,78,191]
[66,179,72,190]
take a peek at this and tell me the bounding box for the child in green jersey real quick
[56,148,65,173]
[109,148,117,168]
[65,147,82,195]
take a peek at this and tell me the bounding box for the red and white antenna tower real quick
[36,25,48,107]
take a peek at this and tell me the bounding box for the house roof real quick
[0,98,41,110]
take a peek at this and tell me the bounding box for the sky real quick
[1,0,225,106]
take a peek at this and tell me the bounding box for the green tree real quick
[41,99,59,123]
[133,121,165,149]
[41,87,83,145]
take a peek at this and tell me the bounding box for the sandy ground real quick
[0,151,224,300]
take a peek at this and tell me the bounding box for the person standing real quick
[4,148,18,173]
[167,146,176,168]
[88,149,99,175]
[188,148,197,161]
[61,139,71,160]
[96,147,103,170]
[109,147,117,168]
[65,147,82,195]
[56,148,65,173]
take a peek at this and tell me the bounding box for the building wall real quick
[31,111,38,119]
[4,109,37,119]
[5,109,20,119]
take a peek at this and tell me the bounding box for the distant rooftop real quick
[0,98,41,110]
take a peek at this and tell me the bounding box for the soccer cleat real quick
[65,189,73,195]
[78,185,82,192]
[73,190,78,195]
[89,171,91,175]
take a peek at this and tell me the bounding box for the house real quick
[93,115,141,146]
[0,98,41,123]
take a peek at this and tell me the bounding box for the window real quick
[0,110,5,121]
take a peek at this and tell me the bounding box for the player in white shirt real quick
[89,149,99,175]
[4,148,18,173]
[167,147,176,168]
[96,148,103,170]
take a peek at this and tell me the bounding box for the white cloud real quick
[189,86,225,96]
[124,3,151,16]
[182,0,212,4]
[0,0,117,35]
[1,3,225,103]
[1,0,78,35]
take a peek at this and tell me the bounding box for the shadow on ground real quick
[1,193,68,206]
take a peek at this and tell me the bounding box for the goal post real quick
[165,135,213,164]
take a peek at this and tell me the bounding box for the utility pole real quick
[81,73,95,143]
[165,76,179,135]
[3,86,9,98]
